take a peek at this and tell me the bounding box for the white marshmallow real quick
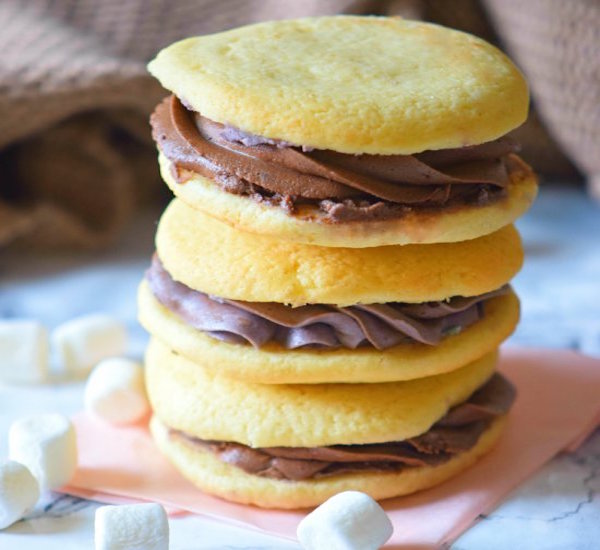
[84,357,149,425]
[0,320,48,383]
[9,413,77,491]
[0,461,40,529]
[95,503,169,550]
[52,314,127,374]
[297,491,393,550]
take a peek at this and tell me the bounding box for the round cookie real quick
[158,152,537,248]
[145,338,497,447]
[151,415,507,509]
[139,281,519,384]
[148,17,528,155]
[156,199,524,306]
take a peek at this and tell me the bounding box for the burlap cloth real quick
[0,0,597,249]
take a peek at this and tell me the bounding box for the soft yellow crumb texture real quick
[148,16,528,154]
[145,339,498,447]
[156,199,523,306]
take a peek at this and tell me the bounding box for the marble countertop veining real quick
[0,184,599,549]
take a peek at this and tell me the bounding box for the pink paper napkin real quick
[64,347,600,548]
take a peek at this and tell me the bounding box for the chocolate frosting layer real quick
[151,96,520,220]
[147,256,509,350]
[171,373,515,480]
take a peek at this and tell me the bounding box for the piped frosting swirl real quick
[147,256,509,350]
[151,95,522,220]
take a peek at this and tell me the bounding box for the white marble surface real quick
[0,184,599,549]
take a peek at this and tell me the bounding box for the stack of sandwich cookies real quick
[139,16,537,508]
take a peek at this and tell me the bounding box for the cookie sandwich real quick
[139,200,522,384]
[148,16,537,248]
[146,340,514,508]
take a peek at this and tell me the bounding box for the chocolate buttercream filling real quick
[170,373,515,481]
[151,95,522,222]
[147,256,510,350]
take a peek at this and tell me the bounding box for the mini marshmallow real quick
[52,314,127,374]
[0,320,48,383]
[95,503,169,550]
[0,461,40,530]
[297,491,393,550]
[9,413,77,491]
[85,357,149,425]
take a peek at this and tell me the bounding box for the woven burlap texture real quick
[483,0,600,199]
[0,0,592,249]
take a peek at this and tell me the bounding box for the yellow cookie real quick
[145,338,497,447]
[151,415,507,509]
[148,17,527,154]
[139,280,519,384]
[156,199,523,306]
[158,152,537,248]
